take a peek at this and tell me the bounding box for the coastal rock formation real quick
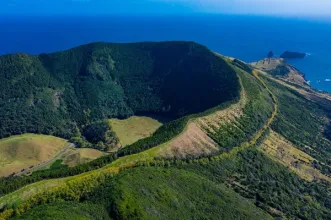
[280,51,306,59]
[251,58,309,88]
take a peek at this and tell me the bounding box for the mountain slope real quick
[0,56,278,218]
[0,43,331,220]
[0,42,239,143]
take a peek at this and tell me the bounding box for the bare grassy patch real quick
[109,116,163,147]
[62,148,106,167]
[196,88,246,134]
[159,122,219,159]
[259,130,331,182]
[0,134,67,177]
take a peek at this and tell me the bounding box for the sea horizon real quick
[1,14,330,92]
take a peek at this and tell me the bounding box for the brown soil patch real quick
[196,93,246,134]
[160,122,219,159]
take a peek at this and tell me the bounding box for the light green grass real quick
[0,136,161,210]
[0,134,67,177]
[12,201,111,220]
[0,178,68,209]
[40,148,105,171]
[61,148,106,167]
[109,116,162,147]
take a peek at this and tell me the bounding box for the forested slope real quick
[0,42,239,145]
[1,43,331,220]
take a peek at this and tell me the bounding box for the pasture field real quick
[61,148,106,167]
[109,116,163,147]
[0,134,67,177]
[39,148,106,171]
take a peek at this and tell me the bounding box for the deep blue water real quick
[0,15,330,92]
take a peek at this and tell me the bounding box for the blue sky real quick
[1,0,331,16]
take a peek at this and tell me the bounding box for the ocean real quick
[0,15,330,92]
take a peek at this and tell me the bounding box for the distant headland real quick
[280,51,306,59]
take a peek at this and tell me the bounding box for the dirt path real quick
[196,69,279,162]
[250,70,278,145]
[14,143,75,177]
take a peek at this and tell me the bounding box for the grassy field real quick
[39,148,106,171]
[109,116,163,147]
[61,148,106,167]
[0,134,67,177]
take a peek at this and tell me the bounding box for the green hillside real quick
[0,42,331,220]
[0,42,239,149]
[12,202,110,220]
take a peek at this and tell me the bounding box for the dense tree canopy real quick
[0,42,240,149]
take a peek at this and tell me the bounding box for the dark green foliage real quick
[312,160,331,177]
[0,42,241,197]
[118,116,189,157]
[8,148,331,220]
[2,60,331,219]
[118,96,239,157]
[182,148,331,219]
[206,69,273,152]
[83,121,110,144]
[0,54,78,139]
[0,153,118,197]
[0,42,240,143]
[269,64,290,76]
[324,123,331,141]
[89,167,272,220]
[263,76,331,169]
[49,160,68,170]
[232,59,253,73]
[16,148,331,220]
[12,201,110,220]
[255,128,270,147]
[81,120,120,151]
[69,136,90,149]
[0,97,239,197]
[0,61,243,196]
